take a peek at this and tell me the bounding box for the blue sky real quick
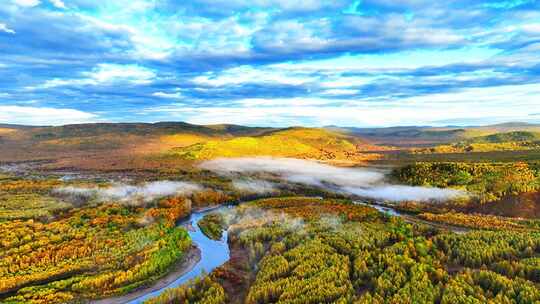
[0,0,539,127]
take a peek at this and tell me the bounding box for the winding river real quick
[98,200,464,303]
[122,202,408,303]
[129,208,231,304]
[356,201,402,217]
[0,164,470,304]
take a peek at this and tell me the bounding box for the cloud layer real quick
[55,181,201,205]
[201,157,384,188]
[0,105,97,125]
[232,179,278,194]
[201,157,466,202]
[1,1,539,126]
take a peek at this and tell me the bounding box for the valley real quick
[0,121,539,303]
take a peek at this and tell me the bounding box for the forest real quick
[0,176,197,303]
[3,0,540,298]
[144,197,540,304]
[413,131,540,154]
[1,126,540,303]
[198,213,227,240]
[1,162,540,304]
[392,161,540,203]
[1,156,540,304]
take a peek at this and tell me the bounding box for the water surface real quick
[129,208,230,304]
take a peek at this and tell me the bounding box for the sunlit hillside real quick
[0,123,385,170]
[0,123,271,170]
[415,131,540,154]
[168,127,381,162]
[340,123,540,146]
[3,122,540,170]
[468,131,540,143]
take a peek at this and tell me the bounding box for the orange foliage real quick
[191,190,232,208]
[146,196,192,226]
[251,197,381,222]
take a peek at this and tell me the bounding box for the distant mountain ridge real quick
[2,120,539,147]
[1,121,538,132]
[329,122,540,146]
[0,122,378,168]
[466,131,540,144]
[5,122,272,138]
[1,120,539,170]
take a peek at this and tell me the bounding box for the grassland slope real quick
[168,127,377,162]
[414,131,540,154]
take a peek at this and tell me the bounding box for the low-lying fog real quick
[51,157,466,205]
[55,181,201,205]
[232,179,279,194]
[201,157,467,202]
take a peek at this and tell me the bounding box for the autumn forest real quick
[0,122,540,304]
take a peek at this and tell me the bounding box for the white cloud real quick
[232,179,278,194]
[49,0,66,9]
[252,19,329,53]
[320,77,372,88]
[195,0,339,12]
[201,158,467,202]
[201,157,384,188]
[55,181,201,205]
[272,47,498,72]
[142,104,522,128]
[86,64,155,85]
[192,65,315,87]
[12,0,40,7]
[76,6,179,60]
[152,91,183,99]
[401,83,540,106]
[0,106,98,126]
[344,185,466,202]
[144,83,540,127]
[237,97,334,107]
[0,23,15,34]
[30,64,156,90]
[34,79,81,89]
[322,89,359,96]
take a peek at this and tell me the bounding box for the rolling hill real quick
[414,131,540,154]
[466,131,540,144]
[168,127,381,162]
[0,123,380,170]
[0,122,274,170]
[2,121,540,170]
[335,122,540,146]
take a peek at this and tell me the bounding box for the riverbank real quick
[355,200,470,234]
[93,199,468,304]
[90,246,201,304]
